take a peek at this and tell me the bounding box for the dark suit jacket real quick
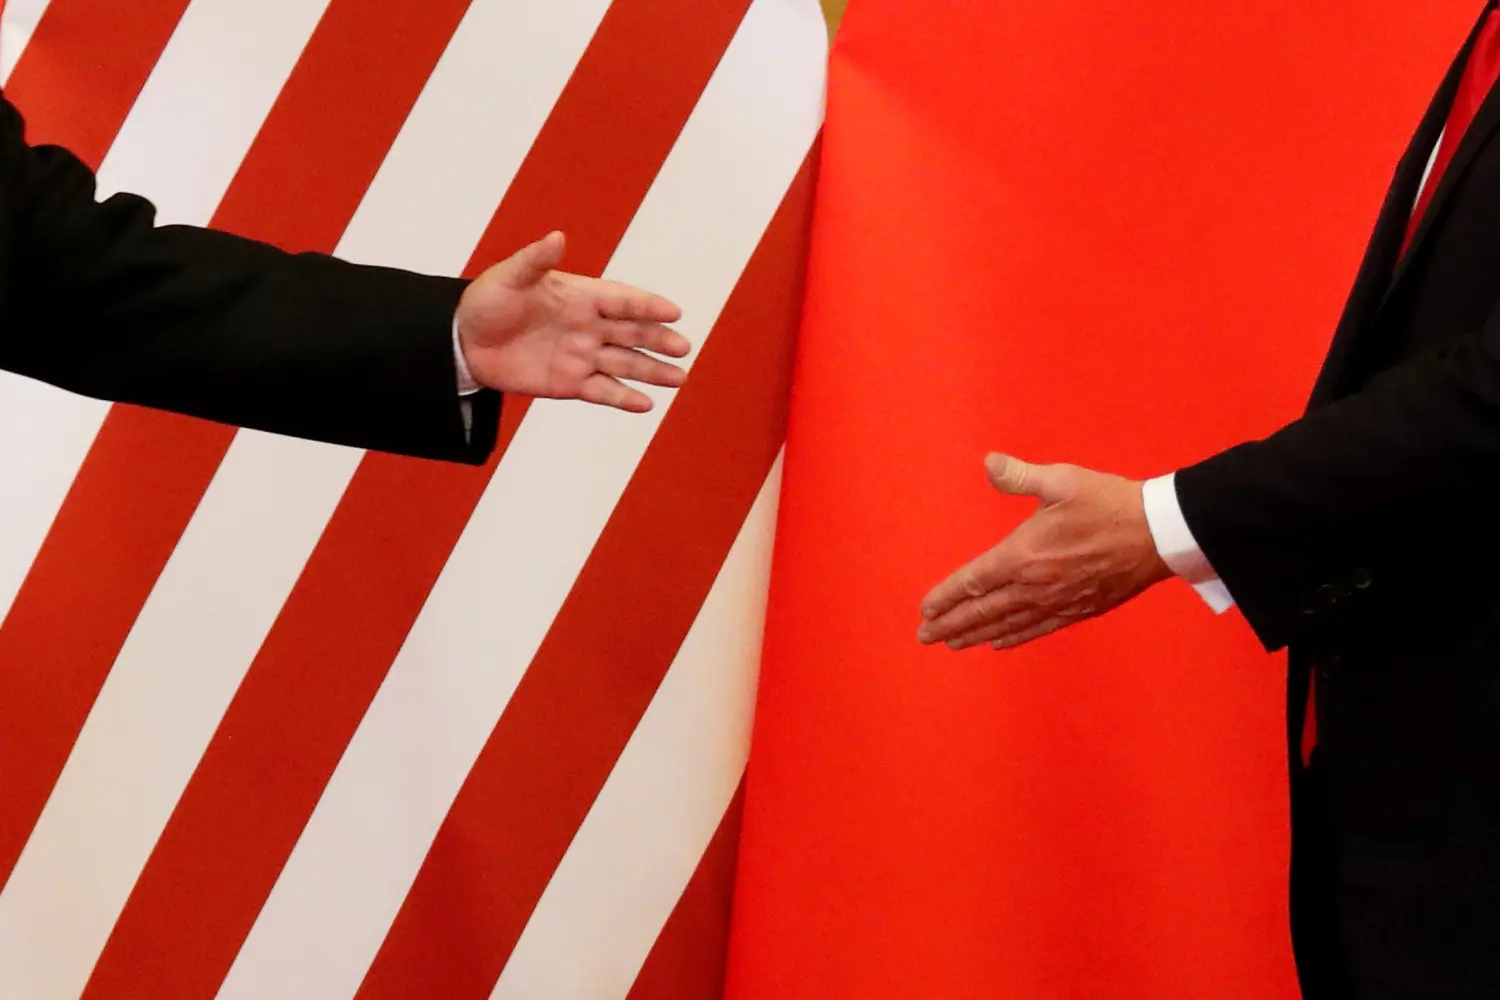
[1174,5,1500,997]
[0,91,500,463]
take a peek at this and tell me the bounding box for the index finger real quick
[552,272,684,323]
[603,290,682,324]
[591,279,683,324]
[606,320,692,358]
[920,547,1012,620]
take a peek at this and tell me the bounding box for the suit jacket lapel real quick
[1382,58,1500,310]
[1307,6,1491,409]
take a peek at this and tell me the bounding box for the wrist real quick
[1123,479,1173,588]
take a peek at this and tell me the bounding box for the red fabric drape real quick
[728,2,1479,998]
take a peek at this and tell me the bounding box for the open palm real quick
[455,232,689,412]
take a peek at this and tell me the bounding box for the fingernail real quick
[917,625,934,644]
[947,638,968,651]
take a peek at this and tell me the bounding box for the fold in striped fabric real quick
[0,2,826,997]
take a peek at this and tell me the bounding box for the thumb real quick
[501,231,566,288]
[985,452,1069,504]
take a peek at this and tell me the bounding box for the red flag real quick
[729,2,1477,998]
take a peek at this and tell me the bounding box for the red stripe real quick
[626,780,748,1000]
[0,0,195,888]
[4,0,192,167]
[76,1,752,996]
[355,153,816,1000]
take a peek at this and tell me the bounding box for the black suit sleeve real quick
[1175,310,1500,652]
[0,93,500,464]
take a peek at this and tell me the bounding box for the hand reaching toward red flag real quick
[918,453,1171,650]
[456,231,689,413]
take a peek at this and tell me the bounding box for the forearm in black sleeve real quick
[1174,312,1500,651]
[0,94,500,464]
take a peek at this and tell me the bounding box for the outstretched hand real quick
[455,232,689,412]
[918,453,1171,651]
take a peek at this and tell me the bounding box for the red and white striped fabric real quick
[0,2,825,998]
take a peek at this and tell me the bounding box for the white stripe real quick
[0,438,362,1000]
[492,454,783,1000]
[0,0,332,626]
[336,0,614,275]
[92,0,334,219]
[0,376,110,623]
[218,2,826,997]
[0,0,52,84]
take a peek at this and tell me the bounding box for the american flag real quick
[0,1,825,997]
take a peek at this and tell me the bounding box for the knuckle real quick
[979,590,1009,616]
[961,570,988,599]
[1047,583,1079,610]
[1016,558,1052,586]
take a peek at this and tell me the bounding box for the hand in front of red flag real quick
[917,453,1171,651]
[456,232,690,412]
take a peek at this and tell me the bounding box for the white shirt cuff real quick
[453,318,477,440]
[453,318,479,395]
[1141,473,1235,614]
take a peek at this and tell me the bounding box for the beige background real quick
[820,0,847,32]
